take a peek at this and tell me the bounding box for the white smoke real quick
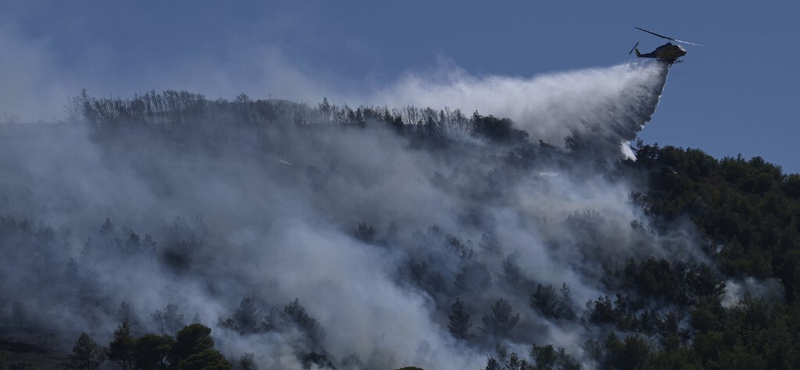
[722,277,785,309]
[0,59,691,370]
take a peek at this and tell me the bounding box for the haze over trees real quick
[0,90,797,370]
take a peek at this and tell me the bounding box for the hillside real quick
[0,91,798,370]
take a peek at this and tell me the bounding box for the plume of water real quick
[374,60,670,158]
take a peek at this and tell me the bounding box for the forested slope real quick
[0,91,797,370]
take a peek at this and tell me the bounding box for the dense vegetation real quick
[1,91,798,370]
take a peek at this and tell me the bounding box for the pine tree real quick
[152,303,185,334]
[482,299,520,336]
[284,299,324,348]
[100,218,114,235]
[70,333,105,370]
[484,357,501,370]
[170,324,231,370]
[237,353,258,370]
[447,298,471,339]
[134,333,173,370]
[170,323,215,364]
[107,319,136,370]
[179,349,232,370]
[234,297,261,334]
[118,301,142,334]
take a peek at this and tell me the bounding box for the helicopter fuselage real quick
[636,42,687,63]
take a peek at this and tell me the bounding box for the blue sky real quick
[2,0,798,173]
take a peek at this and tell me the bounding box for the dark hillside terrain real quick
[0,92,798,370]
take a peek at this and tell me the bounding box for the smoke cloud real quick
[0,59,700,370]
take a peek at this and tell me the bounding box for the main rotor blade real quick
[635,27,674,41]
[635,27,702,47]
[673,38,703,47]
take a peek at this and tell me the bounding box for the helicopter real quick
[629,27,701,64]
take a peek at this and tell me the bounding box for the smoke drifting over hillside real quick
[0,61,697,370]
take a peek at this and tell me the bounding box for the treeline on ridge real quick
[71,90,527,145]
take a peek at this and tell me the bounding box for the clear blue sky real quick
[2,0,798,173]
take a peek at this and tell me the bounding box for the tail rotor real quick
[629,42,639,55]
